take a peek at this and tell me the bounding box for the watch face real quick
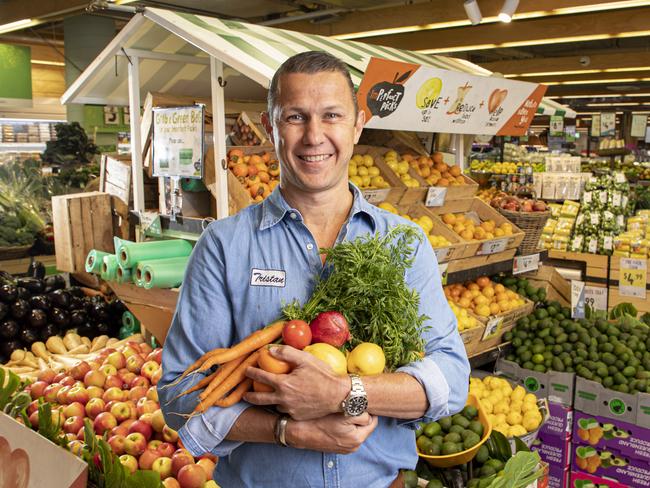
[346,396,368,416]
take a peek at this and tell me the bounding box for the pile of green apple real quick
[26,341,218,488]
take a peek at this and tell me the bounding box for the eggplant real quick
[16,277,44,295]
[10,299,30,320]
[50,307,70,327]
[77,322,98,339]
[28,309,48,329]
[0,270,15,285]
[109,299,127,316]
[69,309,87,327]
[30,294,51,311]
[67,286,85,298]
[0,340,21,358]
[84,300,95,314]
[0,319,19,339]
[19,328,38,346]
[69,296,85,311]
[49,289,71,309]
[0,284,17,303]
[43,275,66,293]
[0,302,7,321]
[28,261,46,280]
[93,302,109,322]
[40,323,60,341]
[15,287,31,300]
[95,322,111,336]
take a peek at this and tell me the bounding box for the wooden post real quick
[210,56,229,219]
[128,55,145,214]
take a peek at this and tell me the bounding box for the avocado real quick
[424,421,442,438]
[444,432,462,443]
[441,441,460,455]
[480,465,497,477]
[463,405,478,420]
[439,416,452,431]
[475,444,489,464]
[469,420,484,437]
[453,415,471,428]
[449,424,465,435]
[485,459,505,472]
[426,480,443,488]
[463,432,480,449]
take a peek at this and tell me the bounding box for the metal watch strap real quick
[341,373,368,416]
[350,374,365,396]
[274,414,289,447]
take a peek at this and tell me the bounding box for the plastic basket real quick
[497,208,550,255]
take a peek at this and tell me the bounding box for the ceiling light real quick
[464,0,483,25]
[554,93,650,99]
[540,78,650,86]
[499,0,519,22]
[505,69,601,77]
[587,102,643,106]
[0,18,39,35]
[31,60,65,67]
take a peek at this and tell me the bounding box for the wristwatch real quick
[341,374,368,416]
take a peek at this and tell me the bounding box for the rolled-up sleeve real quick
[397,230,470,425]
[159,228,251,457]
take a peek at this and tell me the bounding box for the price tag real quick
[599,191,608,204]
[439,262,449,285]
[482,317,504,341]
[425,187,447,207]
[513,253,540,275]
[614,172,627,183]
[571,280,586,319]
[613,192,622,207]
[140,211,163,238]
[362,188,391,204]
[622,195,629,208]
[41,166,53,175]
[604,211,614,221]
[585,286,608,312]
[583,192,592,204]
[433,247,451,263]
[588,238,598,254]
[616,215,625,228]
[590,214,599,226]
[477,238,508,255]
[603,236,613,251]
[620,258,647,298]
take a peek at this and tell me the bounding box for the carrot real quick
[179,348,228,380]
[174,370,219,401]
[214,378,253,408]
[196,321,285,372]
[199,353,249,400]
[195,350,261,412]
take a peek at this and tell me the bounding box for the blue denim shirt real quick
[159,184,469,487]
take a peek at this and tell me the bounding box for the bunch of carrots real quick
[174,321,285,413]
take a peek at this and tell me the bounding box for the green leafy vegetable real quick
[283,224,429,370]
[41,122,98,165]
[488,451,544,488]
[610,303,638,320]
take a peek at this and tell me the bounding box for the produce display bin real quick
[405,204,471,262]
[522,265,572,308]
[399,173,479,208]
[353,145,408,205]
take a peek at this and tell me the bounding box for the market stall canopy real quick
[61,7,574,118]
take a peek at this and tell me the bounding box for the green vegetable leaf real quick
[488,451,543,488]
[514,436,530,453]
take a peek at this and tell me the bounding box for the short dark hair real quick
[267,51,357,119]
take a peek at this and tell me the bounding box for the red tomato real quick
[282,320,312,350]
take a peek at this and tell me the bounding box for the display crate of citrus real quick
[351,145,407,205]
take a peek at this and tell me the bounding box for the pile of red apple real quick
[25,341,218,488]
[490,194,548,213]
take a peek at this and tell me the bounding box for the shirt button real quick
[306,243,314,250]
[327,461,334,469]
[290,213,297,220]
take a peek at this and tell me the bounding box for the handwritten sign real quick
[425,187,447,207]
[362,188,391,204]
[482,316,504,341]
[513,253,540,275]
[439,262,449,285]
[585,286,608,313]
[434,247,451,263]
[620,258,647,298]
[477,238,508,255]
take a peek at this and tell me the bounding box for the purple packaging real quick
[572,445,650,487]
[540,402,574,438]
[532,432,572,468]
[548,465,570,488]
[573,410,650,463]
[570,470,629,488]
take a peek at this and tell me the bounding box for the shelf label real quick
[482,316,504,341]
[585,286,608,313]
[513,253,540,275]
[433,247,451,263]
[425,187,447,207]
[571,280,586,319]
[477,238,508,255]
[620,258,647,299]
[362,188,391,204]
[439,262,449,285]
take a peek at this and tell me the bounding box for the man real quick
[159,51,469,487]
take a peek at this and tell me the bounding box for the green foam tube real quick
[85,250,109,274]
[116,264,132,284]
[141,257,190,289]
[117,239,193,268]
[100,254,119,281]
[134,257,190,287]
[122,310,140,330]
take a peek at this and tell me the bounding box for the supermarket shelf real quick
[596,148,631,157]
[130,211,209,241]
[468,343,509,369]
[446,250,547,285]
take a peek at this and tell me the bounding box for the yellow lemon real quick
[511,385,526,402]
[304,343,348,376]
[480,398,493,414]
[524,393,537,404]
[506,412,523,426]
[509,425,527,437]
[346,342,386,376]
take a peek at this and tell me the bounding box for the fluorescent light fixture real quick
[632,110,650,114]
[31,60,65,67]
[499,0,519,22]
[586,102,643,106]
[505,69,601,77]
[464,0,483,25]
[539,77,650,86]
[554,93,650,99]
[0,18,39,35]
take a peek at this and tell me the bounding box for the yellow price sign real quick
[620,258,647,299]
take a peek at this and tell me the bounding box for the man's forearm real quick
[224,406,278,443]
[363,372,428,419]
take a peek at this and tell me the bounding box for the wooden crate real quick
[52,192,114,274]
[460,324,485,357]
[446,247,518,274]
[405,204,470,262]
[608,287,650,315]
[547,250,609,282]
[522,265,572,307]
[399,172,479,207]
[231,111,267,146]
[353,145,406,205]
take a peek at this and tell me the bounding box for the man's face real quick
[262,71,364,195]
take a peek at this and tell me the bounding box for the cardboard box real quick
[540,401,574,439]
[523,265,572,307]
[569,470,628,488]
[496,358,576,407]
[546,465,570,488]
[573,410,650,463]
[52,192,115,274]
[572,445,650,487]
[532,431,572,468]
[574,376,642,426]
[0,412,87,488]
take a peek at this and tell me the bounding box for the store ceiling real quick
[1,0,649,118]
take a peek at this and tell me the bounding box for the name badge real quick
[250,268,286,287]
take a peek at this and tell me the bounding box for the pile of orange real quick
[408,152,466,187]
[444,277,526,317]
[228,148,280,202]
[441,213,514,241]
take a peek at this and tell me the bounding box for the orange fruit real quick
[442,213,456,225]
[494,284,506,294]
[449,166,461,177]
[489,303,500,315]
[258,347,292,374]
[476,276,491,288]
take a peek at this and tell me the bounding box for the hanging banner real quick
[550,115,564,136]
[591,114,601,137]
[152,105,204,179]
[631,114,648,138]
[600,112,616,137]
[0,43,32,108]
[357,57,546,136]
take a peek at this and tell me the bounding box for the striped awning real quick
[63,7,574,118]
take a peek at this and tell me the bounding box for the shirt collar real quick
[258,183,377,232]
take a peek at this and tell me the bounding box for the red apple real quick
[162,425,179,443]
[103,387,126,403]
[147,348,163,364]
[124,432,147,456]
[110,402,133,423]
[104,375,123,390]
[43,383,62,403]
[59,376,76,387]
[152,456,173,480]
[68,440,85,456]
[76,426,86,441]
[57,385,72,404]
[151,368,162,386]
[93,412,118,435]
[171,450,195,477]
[177,464,207,488]
[84,370,106,388]
[27,399,40,416]
[63,416,85,435]
[141,361,160,381]
[67,386,90,405]
[138,448,161,470]
[156,442,175,458]
[196,458,215,480]
[139,343,153,355]
[122,345,141,360]
[128,385,148,402]
[120,371,137,386]
[37,368,57,384]
[70,361,91,381]
[88,360,101,370]
[162,478,181,488]
[87,386,104,399]
[108,434,127,455]
[151,409,166,433]
[146,386,159,402]
[110,424,129,438]
[137,399,159,416]
[28,411,40,428]
[148,439,163,451]
[63,401,85,419]
[51,409,66,427]
[53,372,67,383]
[120,418,137,430]
[107,351,127,370]
[85,398,105,419]
[124,400,137,419]
[119,454,138,474]
[129,419,153,440]
[29,381,49,400]
[126,354,145,374]
[99,364,118,377]
[130,375,150,389]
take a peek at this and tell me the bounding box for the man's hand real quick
[287,413,378,454]
[243,345,349,421]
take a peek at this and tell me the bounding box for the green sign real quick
[0,43,32,107]
[524,376,540,393]
[608,398,627,416]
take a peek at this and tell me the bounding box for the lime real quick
[532,353,545,364]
